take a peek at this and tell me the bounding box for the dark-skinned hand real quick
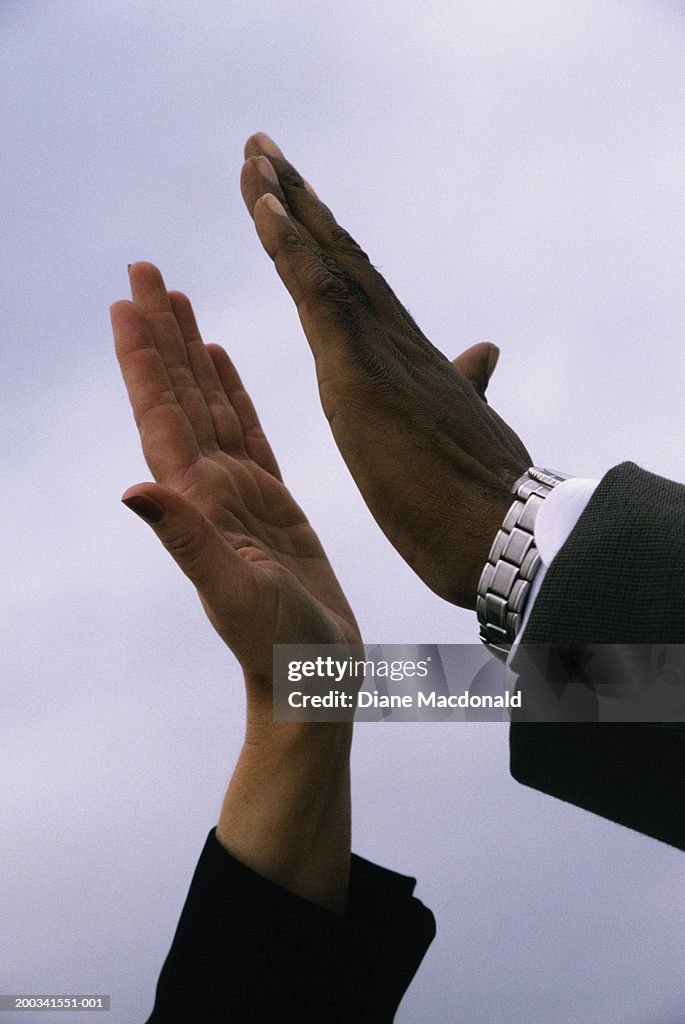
[240,133,531,609]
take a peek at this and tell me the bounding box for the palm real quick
[112,263,359,681]
[175,451,357,654]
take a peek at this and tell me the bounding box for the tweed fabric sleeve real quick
[510,462,685,849]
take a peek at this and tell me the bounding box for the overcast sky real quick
[2,2,685,1021]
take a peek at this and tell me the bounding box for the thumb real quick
[121,483,250,598]
[451,342,500,398]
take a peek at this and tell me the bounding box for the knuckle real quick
[344,276,374,315]
[328,223,368,261]
[299,279,365,341]
[306,263,350,305]
[274,221,303,251]
[164,523,205,569]
[329,223,353,246]
[354,351,394,387]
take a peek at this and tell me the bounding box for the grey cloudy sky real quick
[2,1,684,1021]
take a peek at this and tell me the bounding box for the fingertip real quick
[244,133,260,159]
[127,261,164,296]
[128,260,160,278]
[205,343,242,391]
[244,132,268,160]
[246,131,284,160]
[253,154,279,186]
[121,486,166,525]
[241,154,261,180]
[241,156,281,218]
[205,342,227,369]
[252,194,295,257]
[127,262,173,311]
[451,341,500,394]
[109,298,134,322]
[167,290,193,312]
[257,192,289,219]
[486,344,500,376]
[121,482,156,502]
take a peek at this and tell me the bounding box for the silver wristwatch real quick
[476,467,572,661]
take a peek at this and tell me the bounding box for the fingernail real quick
[254,155,279,186]
[261,193,289,219]
[122,494,165,524]
[253,132,284,160]
[302,178,318,198]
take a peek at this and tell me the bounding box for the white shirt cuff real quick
[512,477,599,648]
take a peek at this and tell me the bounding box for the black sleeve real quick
[145,830,436,1024]
[509,461,685,849]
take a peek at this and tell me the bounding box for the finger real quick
[252,192,375,368]
[111,299,200,480]
[240,154,289,221]
[449,344,531,462]
[451,343,500,400]
[128,262,218,452]
[244,133,425,341]
[167,291,250,460]
[121,482,254,624]
[241,154,356,299]
[205,343,283,481]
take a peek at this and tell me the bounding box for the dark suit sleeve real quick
[510,461,685,849]
[145,830,435,1024]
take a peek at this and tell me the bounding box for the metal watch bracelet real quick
[476,467,572,661]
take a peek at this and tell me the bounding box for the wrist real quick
[449,489,516,610]
[243,676,353,758]
[217,717,352,914]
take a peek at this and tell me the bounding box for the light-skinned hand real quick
[111,262,360,700]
